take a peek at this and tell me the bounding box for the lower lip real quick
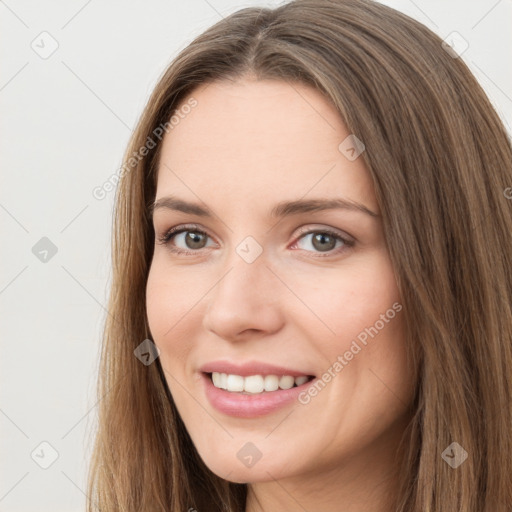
[201,372,315,418]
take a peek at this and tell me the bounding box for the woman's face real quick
[146,78,415,485]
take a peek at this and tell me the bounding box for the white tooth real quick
[295,376,309,386]
[264,375,279,391]
[244,375,264,393]
[226,374,244,392]
[211,373,310,392]
[279,375,295,390]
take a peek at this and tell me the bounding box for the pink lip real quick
[200,372,316,418]
[199,360,314,378]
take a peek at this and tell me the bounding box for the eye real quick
[156,224,215,255]
[291,227,354,256]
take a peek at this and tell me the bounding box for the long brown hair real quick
[87,1,512,510]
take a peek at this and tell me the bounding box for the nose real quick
[202,254,285,342]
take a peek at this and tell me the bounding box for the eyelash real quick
[156,223,355,258]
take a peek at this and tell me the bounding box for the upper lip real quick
[199,360,315,377]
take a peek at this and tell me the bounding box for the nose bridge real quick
[202,243,284,338]
[211,246,270,310]
[215,231,270,298]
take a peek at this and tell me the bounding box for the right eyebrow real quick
[150,196,211,217]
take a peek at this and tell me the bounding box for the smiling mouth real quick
[205,372,315,394]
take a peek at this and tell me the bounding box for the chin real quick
[200,452,289,484]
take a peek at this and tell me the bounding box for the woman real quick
[87,0,512,510]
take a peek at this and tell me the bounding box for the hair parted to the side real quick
[86,1,512,510]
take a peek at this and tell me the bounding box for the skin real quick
[146,77,416,512]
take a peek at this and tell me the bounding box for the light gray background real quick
[1,1,511,510]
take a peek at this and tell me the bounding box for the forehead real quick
[155,79,377,214]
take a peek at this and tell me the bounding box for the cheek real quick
[146,259,211,340]
[285,252,410,408]
[146,267,172,342]
[287,253,401,349]
[145,263,201,372]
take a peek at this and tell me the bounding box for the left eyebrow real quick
[149,195,380,219]
[269,197,380,218]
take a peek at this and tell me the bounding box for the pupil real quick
[186,231,205,249]
[312,233,336,251]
